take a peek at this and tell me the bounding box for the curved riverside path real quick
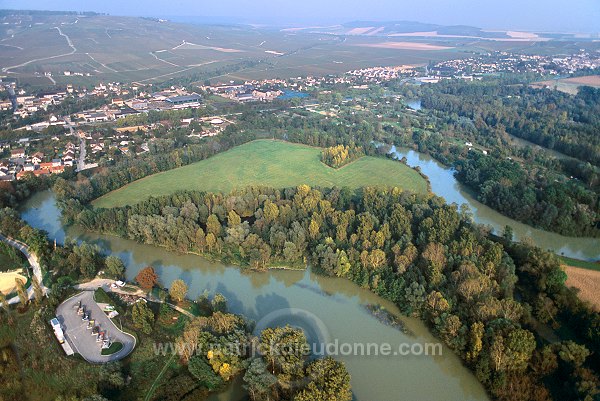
[0,233,49,305]
[76,278,195,318]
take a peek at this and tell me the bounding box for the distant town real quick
[1,49,599,182]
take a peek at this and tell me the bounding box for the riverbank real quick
[389,146,600,261]
[560,256,600,272]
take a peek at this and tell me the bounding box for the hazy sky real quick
[2,0,599,32]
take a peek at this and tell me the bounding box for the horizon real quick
[1,0,599,33]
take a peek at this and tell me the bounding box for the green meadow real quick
[93,139,428,208]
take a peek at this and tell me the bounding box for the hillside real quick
[0,11,321,86]
[303,20,510,38]
[0,11,553,87]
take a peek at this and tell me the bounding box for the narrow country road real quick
[76,279,195,318]
[86,52,118,72]
[0,233,49,305]
[65,117,86,172]
[54,26,77,53]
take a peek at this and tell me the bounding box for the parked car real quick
[111,280,126,289]
[50,317,65,344]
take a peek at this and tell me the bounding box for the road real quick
[56,291,136,363]
[149,51,179,67]
[77,135,86,171]
[54,26,76,53]
[86,52,118,72]
[136,60,218,83]
[77,279,194,318]
[64,117,86,172]
[0,234,49,305]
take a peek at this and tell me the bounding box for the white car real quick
[111,280,125,289]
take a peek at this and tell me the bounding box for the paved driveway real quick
[56,291,135,363]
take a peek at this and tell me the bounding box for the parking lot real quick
[56,291,136,363]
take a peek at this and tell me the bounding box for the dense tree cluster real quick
[505,242,600,401]
[63,184,600,400]
[0,174,55,209]
[384,80,600,237]
[176,301,352,401]
[320,144,364,168]
[421,81,600,166]
[455,150,599,236]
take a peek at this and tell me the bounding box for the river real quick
[22,190,489,401]
[390,146,600,261]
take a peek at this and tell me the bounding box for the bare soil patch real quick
[0,271,26,295]
[347,27,375,35]
[358,41,453,51]
[562,75,600,86]
[506,31,540,39]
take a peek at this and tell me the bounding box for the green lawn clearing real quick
[101,341,124,356]
[559,256,600,272]
[93,139,428,208]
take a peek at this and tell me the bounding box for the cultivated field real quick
[531,75,600,94]
[2,12,568,87]
[565,265,600,311]
[93,139,428,208]
[357,41,454,50]
[0,13,327,86]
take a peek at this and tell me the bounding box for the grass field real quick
[559,256,600,272]
[101,341,124,356]
[93,139,428,208]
